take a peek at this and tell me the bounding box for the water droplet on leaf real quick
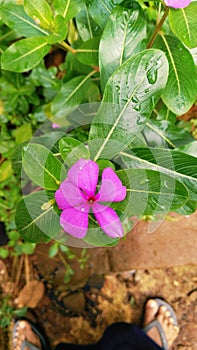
[147,68,158,84]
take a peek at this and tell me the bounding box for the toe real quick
[143,299,159,326]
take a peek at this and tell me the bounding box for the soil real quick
[0,213,197,349]
[25,261,197,350]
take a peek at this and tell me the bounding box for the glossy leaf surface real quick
[89,49,168,160]
[169,2,197,48]
[22,143,66,190]
[1,36,50,72]
[15,191,61,243]
[99,0,146,89]
[154,35,197,115]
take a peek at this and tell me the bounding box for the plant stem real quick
[59,40,77,54]
[147,7,169,49]
[58,250,68,268]
[25,254,30,287]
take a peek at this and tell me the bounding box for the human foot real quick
[13,320,42,350]
[143,299,179,349]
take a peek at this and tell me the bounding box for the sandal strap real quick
[143,319,168,350]
[21,339,41,350]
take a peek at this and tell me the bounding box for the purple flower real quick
[55,159,126,239]
[164,0,191,8]
[52,123,61,129]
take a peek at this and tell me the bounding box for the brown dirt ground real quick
[26,252,197,350]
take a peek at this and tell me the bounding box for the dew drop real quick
[156,59,162,68]
[163,180,169,189]
[147,68,158,84]
[175,95,185,111]
[144,88,149,93]
[134,104,141,112]
[81,208,85,212]
[139,178,149,185]
[131,95,139,104]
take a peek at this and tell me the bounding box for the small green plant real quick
[0,0,196,248]
[0,295,27,328]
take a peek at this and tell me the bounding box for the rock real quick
[63,291,85,313]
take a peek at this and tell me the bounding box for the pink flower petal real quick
[164,0,191,8]
[55,189,71,210]
[97,168,126,202]
[60,207,89,238]
[57,179,89,211]
[92,203,124,238]
[68,159,99,196]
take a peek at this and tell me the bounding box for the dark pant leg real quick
[55,322,163,350]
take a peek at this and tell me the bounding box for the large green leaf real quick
[75,2,102,41]
[76,37,100,66]
[112,168,188,216]
[0,3,48,37]
[1,36,50,72]
[53,0,82,22]
[99,0,147,89]
[15,191,61,243]
[154,35,197,115]
[87,0,122,29]
[169,2,197,49]
[120,148,197,200]
[141,120,194,149]
[51,72,94,117]
[177,141,197,157]
[22,143,66,190]
[89,49,169,160]
[24,0,53,30]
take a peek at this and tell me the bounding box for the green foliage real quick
[0,0,196,248]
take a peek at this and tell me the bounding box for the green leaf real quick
[87,0,122,29]
[48,242,59,257]
[0,248,9,259]
[22,143,66,190]
[15,124,32,144]
[154,35,197,115]
[76,37,99,66]
[51,72,94,117]
[89,49,169,160]
[0,160,13,181]
[15,191,61,243]
[24,0,53,30]
[113,168,188,216]
[142,120,194,149]
[1,36,50,72]
[59,137,90,166]
[21,242,35,255]
[169,2,197,49]
[120,148,197,200]
[76,2,102,41]
[0,4,48,37]
[96,159,115,174]
[176,141,197,157]
[54,0,82,22]
[99,0,147,89]
[175,199,196,215]
[46,15,68,44]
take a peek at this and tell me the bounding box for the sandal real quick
[13,319,49,350]
[143,298,178,350]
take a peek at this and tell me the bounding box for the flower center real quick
[88,196,96,204]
